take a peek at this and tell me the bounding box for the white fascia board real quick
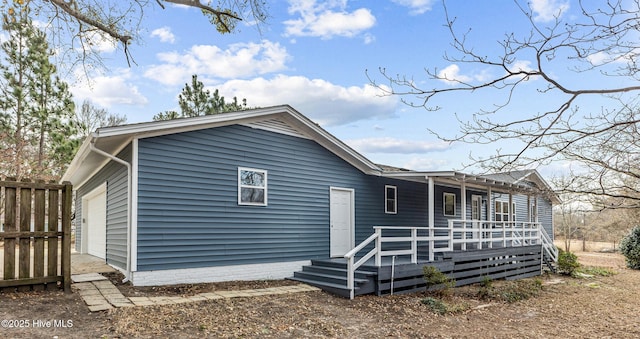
[60,135,94,183]
[95,106,292,138]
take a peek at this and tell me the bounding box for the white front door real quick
[84,186,107,259]
[330,187,354,257]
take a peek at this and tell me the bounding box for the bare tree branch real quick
[370,0,640,207]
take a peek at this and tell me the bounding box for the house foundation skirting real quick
[374,245,543,296]
[130,260,311,286]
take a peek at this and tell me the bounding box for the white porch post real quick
[428,177,434,228]
[527,195,531,222]
[508,192,513,247]
[461,180,467,250]
[487,187,492,248]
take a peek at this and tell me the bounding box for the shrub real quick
[477,276,493,299]
[557,249,580,275]
[420,297,469,315]
[620,226,640,269]
[421,297,448,315]
[423,266,455,294]
[498,279,543,303]
[475,278,542,302]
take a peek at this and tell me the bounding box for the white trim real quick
[494,200,516,221]
[130,260,310,286]
[72,136,133,189]
[384,185,397,214]
[329,186,355,257]
[81,183,107,256]
[238,167,268,206]
[461,182,467,221]
[130,138,139,272]
[428,177,435,228]
[443,192,456,217]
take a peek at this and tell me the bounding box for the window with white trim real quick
[238,167,267,206]
[385,185,397,214]
[443,192,456,216]
[529,198,538,222]
[495,201,516,222]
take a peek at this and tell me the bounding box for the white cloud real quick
[82,31,118,53]
[437,64,473,85]
[509,60,534,73]
[284,0,376,39]
[439,62,535,86]
[391,0,435,15]
[144,40,290,86]
[216,74,399,126]
[346,137,450,153]
[530,0,569,22]
[150,26,176,43]
[403,157,451,171]
[586,50,637,66]
[70,69,148,108]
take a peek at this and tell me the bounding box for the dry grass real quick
[554,239,618,253]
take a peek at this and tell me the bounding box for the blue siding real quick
[75,145,130,269]
[538,197,554,239]
[136,125,428,271]
[491,192,530,222]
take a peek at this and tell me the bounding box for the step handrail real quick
[344,231,379,299]
[539,225,558,262]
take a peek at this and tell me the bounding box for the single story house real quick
[62,105,559,297]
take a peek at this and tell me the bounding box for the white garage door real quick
[85,189,106,259]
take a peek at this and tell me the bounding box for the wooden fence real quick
[0,179,72,292]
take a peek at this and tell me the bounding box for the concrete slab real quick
[71,273,107,283]
[71,253,115,275]
[88,304,113,312]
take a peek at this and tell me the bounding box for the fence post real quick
[18,179,32,292]
[429,227,434,262]
[61,182,73,293]
[3,178,17,281]
[33,181,46,291]
[47,182,59,290]
[411,228,417,264]
[374,228,381,266]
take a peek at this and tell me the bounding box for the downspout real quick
[89,140,132,282]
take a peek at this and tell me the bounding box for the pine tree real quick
[153,74,249,121]
[0,6,79,179]
[27,23,78,177]
[0,8,37,179]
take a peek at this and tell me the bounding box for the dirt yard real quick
[0,251,638,338]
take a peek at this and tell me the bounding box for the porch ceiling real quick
[382,171,544,195]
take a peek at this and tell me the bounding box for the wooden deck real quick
[291,245,543,298]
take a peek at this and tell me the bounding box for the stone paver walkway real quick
[71,274,320,312]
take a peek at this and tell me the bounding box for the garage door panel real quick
[86,191,106,259]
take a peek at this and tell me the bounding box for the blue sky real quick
[66,0,582,177]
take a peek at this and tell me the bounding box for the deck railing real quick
[343,221,552,299]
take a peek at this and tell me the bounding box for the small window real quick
[443,192,456,216]
[385,185,397,214]
[495,201,516,221]
[238,167,267,206]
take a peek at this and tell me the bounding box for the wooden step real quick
[293,271,369,286]
[287,277,355,298]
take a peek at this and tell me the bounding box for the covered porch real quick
[291,170,559,299]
